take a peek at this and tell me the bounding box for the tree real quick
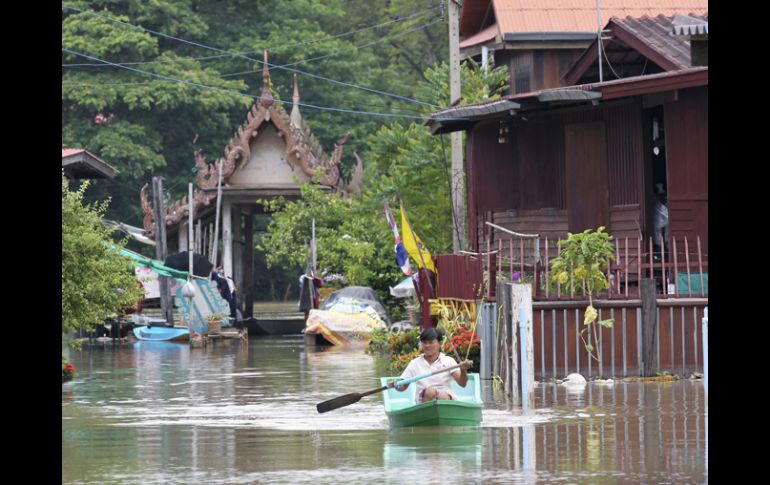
[362,59,509,254]
[259,61,509,315]
[62,175,145,341]
[257,182,402,313]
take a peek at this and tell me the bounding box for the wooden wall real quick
[665,87,708,254]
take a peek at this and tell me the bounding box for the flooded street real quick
[62,336,707,484]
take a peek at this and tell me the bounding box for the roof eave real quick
[503,32,598,42]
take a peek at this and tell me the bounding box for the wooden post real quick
[511,283,533,407]
[243,207,254,318]
[178,221,188,254]
[499,281,518,404]
[222,200,232,279]
[151,177,174,326]
[211,158,224,267]
[545,237,551,299]
[640,279,657,377]
[232,206,244,310]
[196,220,202,255]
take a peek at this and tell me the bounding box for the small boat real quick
[379,373,483,427]
[132,325,190,342]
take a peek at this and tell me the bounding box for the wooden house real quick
[431,14,708,261]
[429,14,708,378]
[459,0,708,94]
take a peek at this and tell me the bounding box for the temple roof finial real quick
[290,74,302,128]
[259,50,274,108]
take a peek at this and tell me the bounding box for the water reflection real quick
[383,428,483,483]
[63,337,707,484]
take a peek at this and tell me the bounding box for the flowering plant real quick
[388,348,421,375]
[444,326,480,359]
[443,325,480,372]
[62,356,77,384]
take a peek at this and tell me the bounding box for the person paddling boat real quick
[394,327,472,402]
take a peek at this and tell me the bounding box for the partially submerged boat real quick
[379,373,483,427]
[132,325,190,342]
[304,286,389,346]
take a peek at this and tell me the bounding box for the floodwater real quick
[62,336,707,484]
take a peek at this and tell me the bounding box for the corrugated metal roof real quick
[613,14,701,69]
[62,147,118,178]
[459,23,499,48]
[428,67,707,132]
[62,148,85,157]
[490,0,708,34]
[671,13,708,35]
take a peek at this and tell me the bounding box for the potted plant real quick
[549,227,615,367]
[206,313,224,333]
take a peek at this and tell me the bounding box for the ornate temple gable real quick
[140,181,216,236]
[145,51,354,232]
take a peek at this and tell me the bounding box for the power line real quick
[62,48,464,122]
[61,4,440,68]
[61,75,429,114]
[62,4,440,108]
[274,19,443,69]
[219,18,441,75]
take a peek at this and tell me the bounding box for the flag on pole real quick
[400,204,436,273]
[384,202,413,276]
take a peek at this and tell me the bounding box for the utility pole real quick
[151,176,174,326]
[448,0,466,252]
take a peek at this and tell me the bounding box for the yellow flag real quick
[400,204,436,273]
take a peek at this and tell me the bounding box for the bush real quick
[62,356,77,384]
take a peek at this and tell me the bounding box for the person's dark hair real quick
[419,327,444,342]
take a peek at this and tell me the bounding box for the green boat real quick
[380,373,483,427]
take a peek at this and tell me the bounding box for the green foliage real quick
[367,326,421,375]
[549,227,616,366]
[257,183,403,309]
[549,227,616,297]
[62,2,510,306]
[62,356,77,384]
[362,60,510,255]
[62,175,145,341]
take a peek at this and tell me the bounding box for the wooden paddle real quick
[316,362,464,413]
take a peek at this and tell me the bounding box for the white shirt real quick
[399,353,460,397]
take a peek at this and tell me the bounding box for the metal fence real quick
[529,299,707,380]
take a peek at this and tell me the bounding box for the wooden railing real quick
[483,234,707,301]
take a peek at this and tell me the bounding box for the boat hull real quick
[133,326,190,342]
[386,399,482,427]
[380,373,483,428]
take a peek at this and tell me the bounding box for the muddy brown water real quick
[62,336,707,484]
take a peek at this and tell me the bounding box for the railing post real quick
[702,307,708,394]
[479,303,496,380]
[519,306,534,411]
[641,279,658,377]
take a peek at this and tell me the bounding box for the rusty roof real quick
[427,67,707,134]
[460,0,709,39]
[62,147,118,179]
[62,148,85,157]
[562,13,706,85]
[613,14,698,68]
